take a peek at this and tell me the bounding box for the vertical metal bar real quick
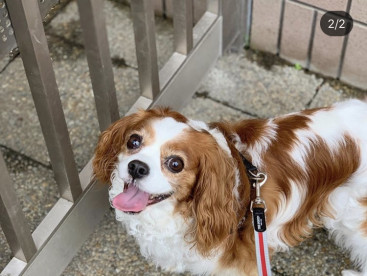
[192,0,207,23]
[162,0,167,18]
[130,0,160,100]
[245,0,253,48]
[337,0,352,79]
[222,0,242,52]
[230,0,247,52]
[152,7,222,109]
[76,0,119,132]
[0,151,37,262]
[207,0,220,15]
[276,0,286,55]
[6,0,82,202]
[173,0,193,55]
[306,10,317,69]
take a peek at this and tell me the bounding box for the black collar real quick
[239,152,259,180]
[237,152,260,230]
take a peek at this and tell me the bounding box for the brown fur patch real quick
[280,135,360,245]
[233,119,270,149]
[160,143,193,199]
[301,106,330,116]
[260,114,312,224]
[170,130,242,256]
[209,121,253,207]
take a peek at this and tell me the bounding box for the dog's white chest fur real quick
[109,173,220,275]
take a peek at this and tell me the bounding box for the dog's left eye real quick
[127,134,142,149]
[165,156,184,173]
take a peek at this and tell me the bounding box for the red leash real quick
[239,154,272,276]
[250,172,272,276]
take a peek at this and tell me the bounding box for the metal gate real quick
[0,0,245,275]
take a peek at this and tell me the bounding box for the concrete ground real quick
[0,0,366,275]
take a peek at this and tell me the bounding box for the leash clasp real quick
[250,172,267,213]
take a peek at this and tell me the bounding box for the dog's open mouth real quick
[111,182,173,214]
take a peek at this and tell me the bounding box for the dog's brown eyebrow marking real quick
[125,123,156,152]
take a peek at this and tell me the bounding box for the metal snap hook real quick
[249,171,267,188]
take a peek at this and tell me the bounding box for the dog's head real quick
[93,108,250,255]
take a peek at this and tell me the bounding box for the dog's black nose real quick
[128,160,150,179]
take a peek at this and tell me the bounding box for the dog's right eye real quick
[165,156,184,173]
[127,134,142,149]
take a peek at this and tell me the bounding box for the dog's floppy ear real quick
[93,117,129,183]
[189,140,240,256]
[93,113,139,183]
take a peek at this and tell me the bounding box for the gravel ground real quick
[1,0,367,275]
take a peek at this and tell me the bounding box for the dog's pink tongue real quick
[112,185,150,212]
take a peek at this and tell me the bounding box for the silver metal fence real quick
[0,0,244,275]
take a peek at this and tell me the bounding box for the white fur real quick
[110,169,220,274]
[323,172,367,275]
[187,119,209,132]
[290,128,318,171]
[266,181,307,251]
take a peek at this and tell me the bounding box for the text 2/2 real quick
[328,18,345,30]
[320,11,353,36]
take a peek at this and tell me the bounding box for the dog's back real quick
[244,99,367,275]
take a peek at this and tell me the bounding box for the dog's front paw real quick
[342,269,362,276]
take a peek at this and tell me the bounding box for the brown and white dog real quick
[93,99,367,276]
